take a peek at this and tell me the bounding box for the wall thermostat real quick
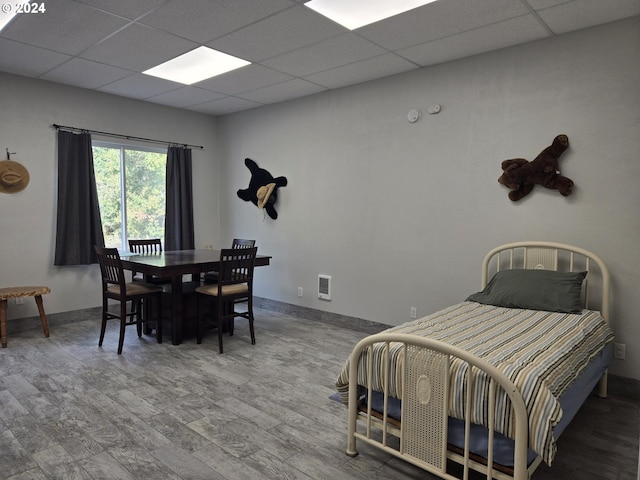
[407,109,420,123]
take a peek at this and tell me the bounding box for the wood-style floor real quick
[0,307,638,480]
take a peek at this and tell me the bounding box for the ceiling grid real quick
[0,0,637,115]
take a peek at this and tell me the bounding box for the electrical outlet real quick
[614,343,626,360]
[297,287,303,297]
[15,297,24,305]
[410,307,417,319]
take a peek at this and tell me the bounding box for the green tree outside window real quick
[93,143,166,250]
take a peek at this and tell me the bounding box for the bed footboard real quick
[346,333,532,480]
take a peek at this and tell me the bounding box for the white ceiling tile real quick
[237,78,326,104]
[80,23,198,71]
[97,73,181,99]
[72,0,167,20]
[140,0,295,44]
[535,0,640,34]
[304,53,418,89]
[261,33,387,77]
[357,0,530,51]
[0,39,70,77]
[526,0,572,8]
[146,86,226,108]
[0,0,635,114]
[195,64,293,95]
[188,97,263,116]
[41,58,132,89]
[399,14,551,67]
[208,5,347,62]
[1,0,129,55]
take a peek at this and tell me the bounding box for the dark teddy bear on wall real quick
[237,158,288,219]
[498,134,574,201]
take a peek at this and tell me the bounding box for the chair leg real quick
[117,301,127,354]
[226,300,234,336]
[0,299,7,348]
[216,300,224,354]
[248,297,255,345]
[155,293,162,344]
[34,295,50,338]
[134,299,143,337]
[142,297,152,335]
[99,298,108,347]
[196,294,202,344]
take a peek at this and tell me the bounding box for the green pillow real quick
[466,269,587,313]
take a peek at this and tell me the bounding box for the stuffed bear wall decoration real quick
[498,134,574,201]
[237,158,288,219]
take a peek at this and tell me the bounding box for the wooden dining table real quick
[119,249,271,345]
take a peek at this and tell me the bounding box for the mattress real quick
[336,301,614,465]
[365,342,612,467]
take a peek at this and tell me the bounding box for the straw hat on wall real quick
[0,160,30,194]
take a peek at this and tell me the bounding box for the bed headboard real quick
[482,241,610,323]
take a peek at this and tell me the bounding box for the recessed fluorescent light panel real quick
[0,0,33,32]
[306,0,439,30]
[143,46,250,85]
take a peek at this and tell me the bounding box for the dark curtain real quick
[54,130,104,265]
[164,146,195,250]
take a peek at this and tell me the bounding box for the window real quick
[92,142,166,250]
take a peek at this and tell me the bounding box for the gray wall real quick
[217,17,640,379]
[0,17,637,380]
[0,75,220,317]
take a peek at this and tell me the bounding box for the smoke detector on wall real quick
[407,109,420,123]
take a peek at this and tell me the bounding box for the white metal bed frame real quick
[345,241,611,480]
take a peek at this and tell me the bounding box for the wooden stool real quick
[0,286,51,347]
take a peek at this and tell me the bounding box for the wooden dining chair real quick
[128,238,171,285]
[195,246,258,353]
[95,246,163,354]
[203,238,256,283]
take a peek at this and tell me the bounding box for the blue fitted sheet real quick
[366,342,612,467]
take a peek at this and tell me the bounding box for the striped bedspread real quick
[335,301,614,465]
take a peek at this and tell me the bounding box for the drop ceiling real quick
[1,0,638,116]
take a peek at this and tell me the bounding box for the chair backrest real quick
[232,238,256,249]
[128,238,163,254]
[217,247,258,289]
[95,246,126,291]
[128,239,163,281]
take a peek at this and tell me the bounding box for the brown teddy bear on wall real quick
[498,134,574,201]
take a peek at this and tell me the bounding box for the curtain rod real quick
[52,124,204,150]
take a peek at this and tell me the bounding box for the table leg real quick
[171,275,184,345]
[34,295,50,338]
[0,299,7,348]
